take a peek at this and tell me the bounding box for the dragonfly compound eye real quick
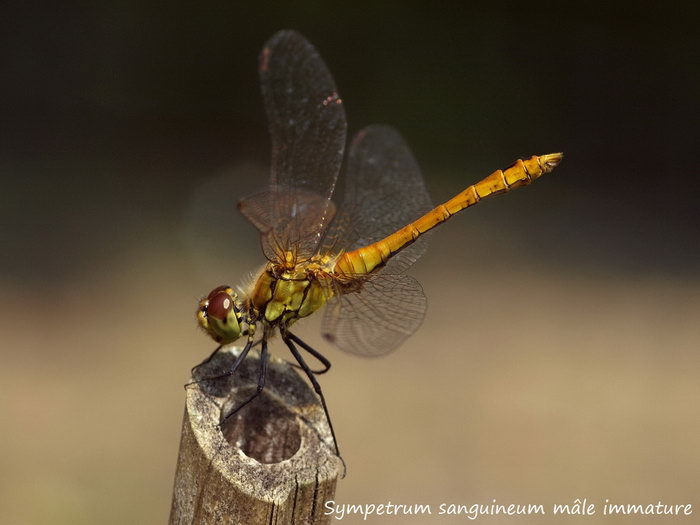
[208,285,235,300]
[198,287,242,344]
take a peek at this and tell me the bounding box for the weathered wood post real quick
[170,347,342,524]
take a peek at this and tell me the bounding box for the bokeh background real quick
[2,2,699,523]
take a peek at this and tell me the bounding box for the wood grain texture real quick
[170,347,342,524]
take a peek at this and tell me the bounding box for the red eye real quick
[208,285,232,301]
[207,292,234,321]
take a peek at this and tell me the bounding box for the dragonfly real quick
[193,30,562,460]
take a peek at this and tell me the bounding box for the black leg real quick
[282,332,341,458]
[286,332,331,374]
[185,337,253,388]
[191,344,222,374]
[219,339,269,426]
[190,330,251,374]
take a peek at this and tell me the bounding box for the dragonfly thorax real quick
[249,256,333,327]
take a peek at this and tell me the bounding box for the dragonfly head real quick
[197,285,244,344]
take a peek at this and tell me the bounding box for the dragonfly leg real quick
[185,336,253,388]
[191,344,222,375]
[218,339,269,426]
[282,331,342,460]
[190,329,252,375]
[286,332,332,374]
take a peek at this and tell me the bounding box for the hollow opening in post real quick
[219,387,301,464]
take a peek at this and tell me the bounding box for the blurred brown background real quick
[1,2,699,524]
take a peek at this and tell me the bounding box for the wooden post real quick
[170,347,343,524]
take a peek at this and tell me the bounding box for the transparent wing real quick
[238,187,335,262]
[322,125,433,273]
[257,30,347,259]
[321,273,427,357]
[318,125,434,356]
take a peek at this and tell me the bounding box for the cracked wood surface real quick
[170,347,342,524]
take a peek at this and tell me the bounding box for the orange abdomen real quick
[334,153,562,276]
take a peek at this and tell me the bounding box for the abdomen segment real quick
[335,153,562,275]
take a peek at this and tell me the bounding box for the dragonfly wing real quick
[323,125,433,273]
[258,30,347,258]
[321,273,427,357]
[239,187,336,262]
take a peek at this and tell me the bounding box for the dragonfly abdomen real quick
[335,153,562,276]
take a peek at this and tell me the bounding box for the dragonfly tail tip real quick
[541,152,563,173]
